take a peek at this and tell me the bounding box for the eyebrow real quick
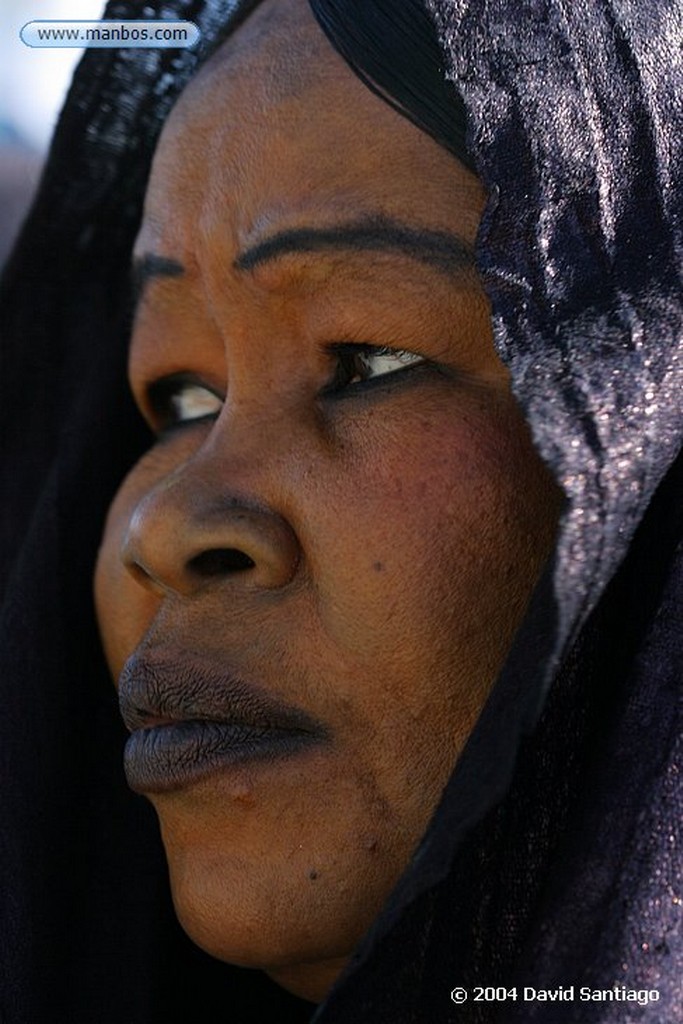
[129,215,477,311]
[130,253,184,310]
[234,215,476,276]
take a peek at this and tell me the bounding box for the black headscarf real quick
[1,1,681,1022]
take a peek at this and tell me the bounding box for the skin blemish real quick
[227,777,256,806]
[373,562,385,572]
[308,869,319,881]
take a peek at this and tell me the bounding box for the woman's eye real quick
[328,344,426,391]
[148,376,223,432]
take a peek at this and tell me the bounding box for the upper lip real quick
[118,651,325,737]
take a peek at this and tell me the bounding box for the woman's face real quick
[95,0,560,1003]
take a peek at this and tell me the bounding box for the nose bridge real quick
[121,428,302,597]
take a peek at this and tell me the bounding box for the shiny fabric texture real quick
[431,0,683,667]
[1,1,681,1022]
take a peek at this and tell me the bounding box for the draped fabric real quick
[1,2,681,1022]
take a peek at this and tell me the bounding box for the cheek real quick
[309,392,558,661]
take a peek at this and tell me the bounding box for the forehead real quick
[137,0,483,260]
[143,0,347,221]
[202,0,339,103]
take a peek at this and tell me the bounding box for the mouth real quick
[118,651,327,794]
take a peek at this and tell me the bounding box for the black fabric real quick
[1,2,681,1023]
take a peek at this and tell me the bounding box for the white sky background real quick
[2,0,106,150]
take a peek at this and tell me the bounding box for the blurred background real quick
[1,0,104,263]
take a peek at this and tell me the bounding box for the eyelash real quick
[324,343,426,394]
[147,342,428,434]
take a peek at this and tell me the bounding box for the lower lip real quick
[124,720,319,794]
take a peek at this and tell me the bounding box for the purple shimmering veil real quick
[1,1,681,1021]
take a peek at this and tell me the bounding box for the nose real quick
[121,470,301,597]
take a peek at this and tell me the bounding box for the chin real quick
[168,866,362,1002]
[155,803,389,975]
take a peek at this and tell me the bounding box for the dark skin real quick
[94,0,562,1003]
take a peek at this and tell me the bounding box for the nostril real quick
[188,548,256,577]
